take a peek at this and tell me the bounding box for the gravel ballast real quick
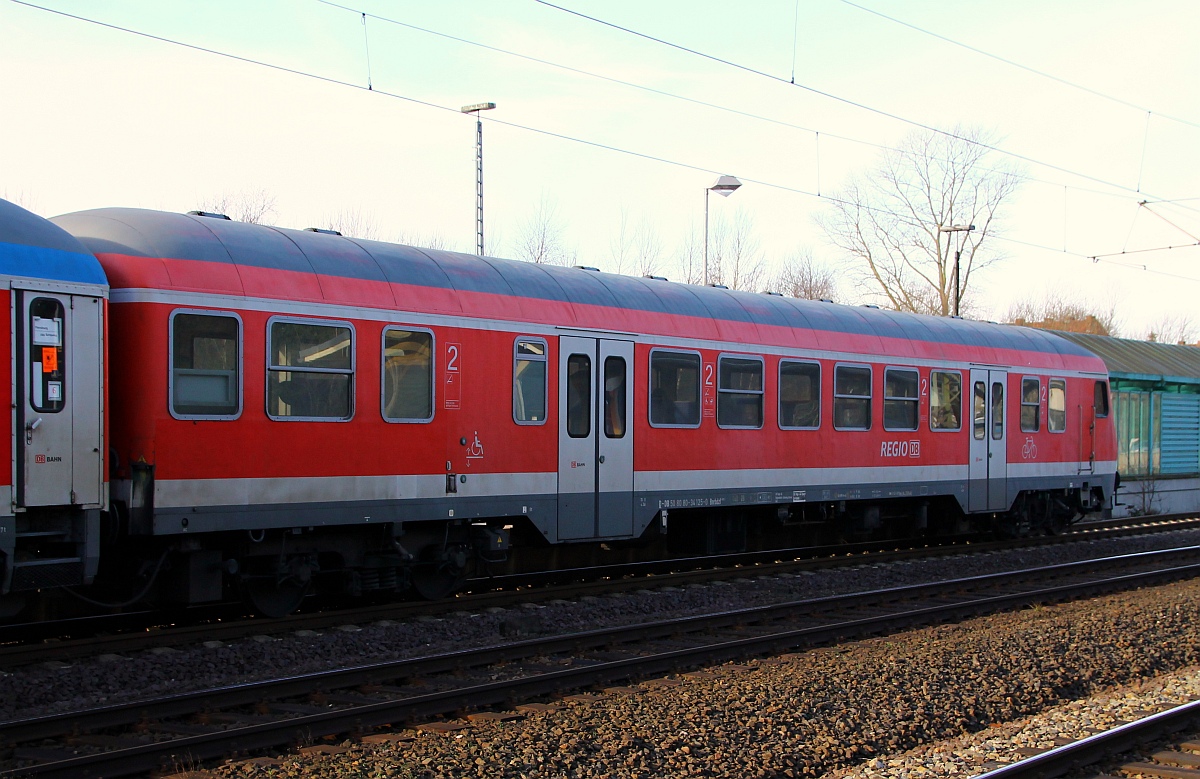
[2,529,1199,724]
[196,574,1200,779]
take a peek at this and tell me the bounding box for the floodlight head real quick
[709,175,742,197]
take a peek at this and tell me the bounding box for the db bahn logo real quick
[33,454,62,464]
[880,440,920,458]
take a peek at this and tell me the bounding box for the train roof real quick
[53,207,1104,372]
[0,198,107,287]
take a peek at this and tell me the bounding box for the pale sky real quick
[2,0,1198,338]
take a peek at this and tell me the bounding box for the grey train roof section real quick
[1052,331,1200,385]
[53,207,1098,363]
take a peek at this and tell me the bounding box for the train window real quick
[170,311,241,419]
[1048,379,1066,433]
[566,354,591,438]
[991,382,1004,440]
[266,318,354,421]
[973,382,986,440]
[833,364,871,431]
[29,298,66,414]
[1020,378,1040,432]
[1094,380,1110,418]
[382,327,433,422]
[779,361,820,430]
[649,350,701,427]
[603,357,626,438]
[929,371,961,431]
[883,368,919,431]
[717,356,763,429]
[513,339,548,424]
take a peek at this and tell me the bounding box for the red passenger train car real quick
[1,201,1118,615]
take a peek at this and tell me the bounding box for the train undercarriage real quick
[0,483,1109,621]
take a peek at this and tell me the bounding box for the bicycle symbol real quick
[1021,437,1037,460]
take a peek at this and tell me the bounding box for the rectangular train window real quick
[382,327,433,422]
[1021,377,1040,432]
[649,350,701,427]
[170,311,241,419]
[566,353,591,438]
[1048,378,1066,433]
[717,355,763,429]
[29,298,65,413]
[929,371,961,431]
[833,364,871,431]
[973,382,986,440]
[267,318,354,421]
[883,368,919,431]
[1094,380,1110,418]
[513,338,547,424]
[603,356,626,438]
[779,361,820,429]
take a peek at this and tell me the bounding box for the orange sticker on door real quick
[41,347,57,372]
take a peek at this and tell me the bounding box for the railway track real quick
[2,514,1194,670]
[3,545,1200,778]
[977,702,1200,779]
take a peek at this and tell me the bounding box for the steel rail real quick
[4,548,1200,777]
[4,515,1194,669]
[974,700,1200,779]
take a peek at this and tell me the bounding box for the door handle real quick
[599,455,606,464]
[25,417,42,445]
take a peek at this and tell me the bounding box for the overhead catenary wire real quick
[531,0,1194,205]
[841,0,1200,133]
[313,0,1177,207]
[9,0,1200,285]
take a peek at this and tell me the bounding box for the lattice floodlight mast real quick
[461,102,496,256]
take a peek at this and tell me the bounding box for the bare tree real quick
[673,225,703,285]
[773,250,839,300]
[1005,294,1119,336]
[1143,313,1196,345]
[515,195,575,266]
[609,209,664,277]
[817,126,1021,316]
[396,230,456,252]
[323,208,381,240]
[707,210,766,291]
[2,188,39,213]
[200,188,276,224]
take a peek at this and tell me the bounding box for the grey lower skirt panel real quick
[149,473,1114,539]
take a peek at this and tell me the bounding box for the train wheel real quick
[243,576,311,618]
[410,544,467,600]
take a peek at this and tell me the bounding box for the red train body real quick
[0,201,1118,613]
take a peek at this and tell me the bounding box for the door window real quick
[991,382,1005,440]
[29,298,66,413]
[973,381,986,440]
[566,354,591,438]
[603,356,626,438]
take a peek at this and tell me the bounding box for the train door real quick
[967,369,1009,512]
[557,336,634,540]
[14,289,104,508]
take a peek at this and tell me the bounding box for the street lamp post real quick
[461,102,496,256]
[704,175,742,286]
[938,223,975,316]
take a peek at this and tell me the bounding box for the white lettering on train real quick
[880,440,921,458]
